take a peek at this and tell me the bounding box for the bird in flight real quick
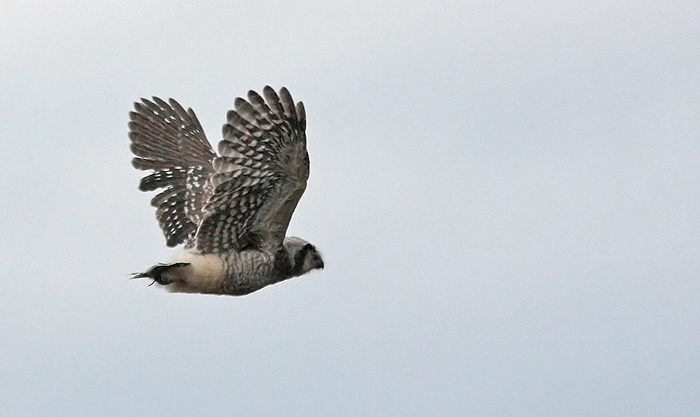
[128,86,324,296]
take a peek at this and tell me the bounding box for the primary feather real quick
[129,97,216,247]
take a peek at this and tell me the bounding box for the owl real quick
[128,86,323,295]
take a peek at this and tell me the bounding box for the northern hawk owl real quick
[129,86,324,296]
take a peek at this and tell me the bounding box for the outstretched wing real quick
[129,97,217,247]
[195,86,309,254]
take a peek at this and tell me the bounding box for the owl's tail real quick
[131,250,228,294]
[131,262,190,286]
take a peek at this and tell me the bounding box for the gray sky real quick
[1,0,698,415]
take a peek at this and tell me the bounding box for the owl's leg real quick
[131,263,190,286]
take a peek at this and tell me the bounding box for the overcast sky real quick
[1,1,698,415]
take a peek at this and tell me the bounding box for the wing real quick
[129,97,217,247]
[194,86,309,254]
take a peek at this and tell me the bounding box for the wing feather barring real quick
[128,86,323,296]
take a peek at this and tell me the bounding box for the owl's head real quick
[284,236,324,276]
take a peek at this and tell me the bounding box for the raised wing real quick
[129,97,216,247]
[195,86,309,254]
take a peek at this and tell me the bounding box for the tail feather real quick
[131,262,190,286]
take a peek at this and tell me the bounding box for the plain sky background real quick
[1,0,698,415]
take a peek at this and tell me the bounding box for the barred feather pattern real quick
[195,86,309,254]
[129,97,216,247]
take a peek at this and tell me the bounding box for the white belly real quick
[166,250,227,294]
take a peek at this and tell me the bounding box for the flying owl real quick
[128,86,324,296]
